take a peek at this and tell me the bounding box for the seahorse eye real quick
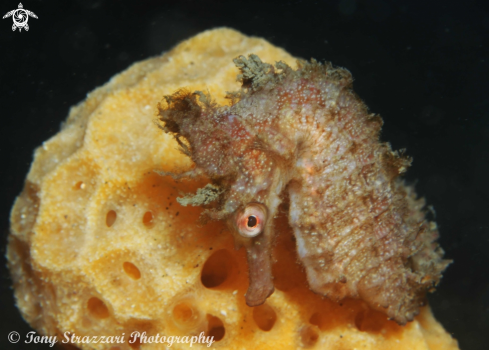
[236,203,267,238]
[247,215,258,228]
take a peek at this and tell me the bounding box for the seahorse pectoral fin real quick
[244,228,274,306]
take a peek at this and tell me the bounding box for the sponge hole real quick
[253,304,277,331]
[142,211,154,227]
[300,325,319,348]
[106,210,117,227]
[309,312,321,326]
[355,310,366,331]
[309,312,326,329]
[206,314,225,341]
[87,297,109,319]
[123,262,141,280]
[172,301,202,330]
[74,181,85,190]
[201,249,234,288]
[354,308,394,333]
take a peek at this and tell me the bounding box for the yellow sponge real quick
[8,28,459,350]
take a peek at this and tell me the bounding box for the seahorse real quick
[157,54,451,325]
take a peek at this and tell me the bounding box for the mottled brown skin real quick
[158,55,451,324]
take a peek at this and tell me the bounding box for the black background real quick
[1,0,488,349]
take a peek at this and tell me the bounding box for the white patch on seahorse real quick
[294,227,308,259]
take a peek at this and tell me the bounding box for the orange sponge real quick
[8,28,458,350]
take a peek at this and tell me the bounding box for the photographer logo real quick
[3,3,37,32]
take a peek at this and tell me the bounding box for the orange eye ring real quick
[235,203,267,238]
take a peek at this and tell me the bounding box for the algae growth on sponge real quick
[8,28,458,350]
